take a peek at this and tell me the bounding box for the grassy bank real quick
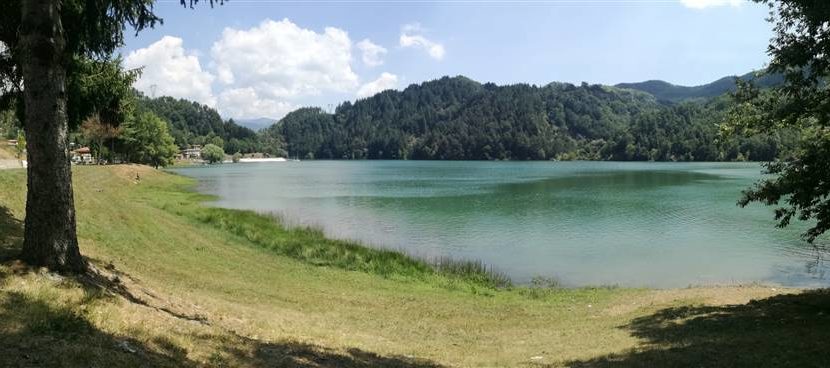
[0,165,828,367]
[174,203,510,289]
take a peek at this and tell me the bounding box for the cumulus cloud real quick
[127,20,408,120]
[209,18,361,119]
[399,23,445,60]
[357,39,388,67]
[680,0,741,9]
[218,87,296,119]
[212,19,358,96]
[124,36,216,106]
[357,72,399,98]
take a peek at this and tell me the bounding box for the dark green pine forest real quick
[139,73,795,161]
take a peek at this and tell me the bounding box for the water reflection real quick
[173,161,830,287]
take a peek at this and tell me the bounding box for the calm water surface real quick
[172,161,830,288]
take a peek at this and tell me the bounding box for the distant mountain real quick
[615,71,783,102]
[235,117,277,131]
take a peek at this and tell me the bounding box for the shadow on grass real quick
[566,289,830,368]
[76,262,211,325]
[0,288,443,368]
[0,290,195,368]
[201,332,444,368]
[0,205,22,263]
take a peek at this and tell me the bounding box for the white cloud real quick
[357,39,388,67]
[357,72,398,98]
[212,19,358,96]
[127,20,407,120]
[680,0,741,9]
[210,18,360,119]
[399,23,445,60]
[218,87,296,119]
[124,36,216,106]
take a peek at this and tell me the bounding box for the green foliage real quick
[271,76,792,161]
[136,95,268,154]
[121,111,177,168]
[722,0,830,242]
[0,0,161,119]
[231,152,242,163]
[192,207,510,288]
[200,143,224,164]
[258,128,288,157]
[67,57,138,130]
[208,135,224,149]
[0,109,18,139]
[15,130,24,159]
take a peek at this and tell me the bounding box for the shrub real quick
[201,144,225,164]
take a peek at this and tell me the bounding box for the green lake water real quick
[172,161,830,288]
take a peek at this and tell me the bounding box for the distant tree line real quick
[134,95,252,154]
[0,73,795,165]
[266,76,795,161]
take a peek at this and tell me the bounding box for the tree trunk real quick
[18,0,86,272]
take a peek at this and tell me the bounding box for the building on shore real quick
[179,145,203,160]
[71,147,94,165]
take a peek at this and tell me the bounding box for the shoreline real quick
[170,162,820,290]
[1,165,825,367]
[174,169,815,291]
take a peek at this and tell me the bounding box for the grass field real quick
[0,165,828,367]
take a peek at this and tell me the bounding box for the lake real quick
[172,161,830,288]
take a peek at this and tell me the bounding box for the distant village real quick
[69,143,204,165]
[67,143,290,165]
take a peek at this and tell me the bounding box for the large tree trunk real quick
[18,0,85,272]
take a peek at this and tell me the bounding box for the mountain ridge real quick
[614,70,782,102]
[235,117,277,131]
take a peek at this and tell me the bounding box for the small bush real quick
[201,144,225,164]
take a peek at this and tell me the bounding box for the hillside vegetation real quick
[133,73,792,163]
[265,76,793,161]
[0,166,828,367]
[136,95,267,155]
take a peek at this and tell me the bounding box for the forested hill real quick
[137,95,268,154]
[266,76,793,161]
[615,71,783,102]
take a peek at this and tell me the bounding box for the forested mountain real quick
[615,71,783,102]
[131,74,791,162]
[136,95,265,154]
[266,76,793,161]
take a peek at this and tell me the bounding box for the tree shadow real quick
[0,279,444,368]
[75,261,210,325]
[0,290,200,368]
[0,205,23,263]
[566,289,830,368]
[205,332,444,368]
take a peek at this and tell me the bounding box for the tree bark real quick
[18,0,86,272]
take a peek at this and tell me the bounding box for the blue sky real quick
[121,0,773,120]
